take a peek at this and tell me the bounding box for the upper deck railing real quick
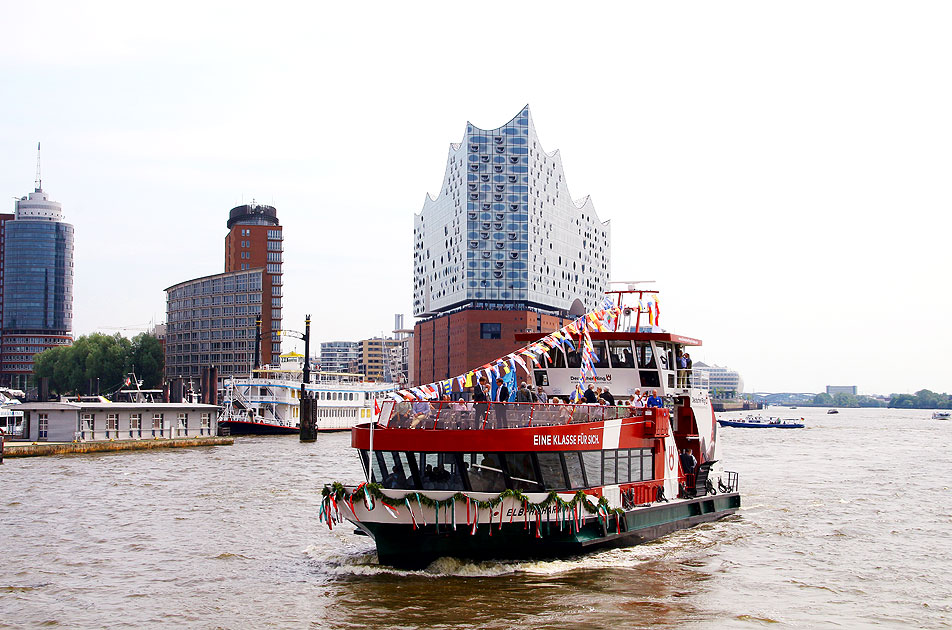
[378,399,669,434]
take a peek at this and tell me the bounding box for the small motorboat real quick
[933,411,951,420]
[717,415,805,429]
[827,409,839,414]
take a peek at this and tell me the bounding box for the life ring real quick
[668,452,675,470]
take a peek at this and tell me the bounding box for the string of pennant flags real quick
[389,295,660,402]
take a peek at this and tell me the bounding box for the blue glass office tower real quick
[0,172,74,390]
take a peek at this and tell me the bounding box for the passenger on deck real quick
[391,402,412,427]
[494,378,510,429]
[601,388,616,406]
[678,351,688,387]
[680,449,697,484]
[515,382,533,402]
[536,387,548,403]
[646,389,664,408]
[584,384,598,404]
[410,399,431,428]
[631,389,646,408]
[472,378,489,427]
[685,353,693,386]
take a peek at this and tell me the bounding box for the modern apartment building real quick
[319,341,360,374]
[164,269,264,380]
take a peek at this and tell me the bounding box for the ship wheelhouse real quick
[514,331,703,399]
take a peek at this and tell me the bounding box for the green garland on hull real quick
[322,481,626,518]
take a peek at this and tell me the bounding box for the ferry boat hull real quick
[320,291,743,569]
[219,419,300,435]
[344,490,740,569]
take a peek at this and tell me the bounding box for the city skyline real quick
[1,3,949,395]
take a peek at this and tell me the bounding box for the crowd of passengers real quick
[387,378,666,430]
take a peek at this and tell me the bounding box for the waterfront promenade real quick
[0,436,233,459]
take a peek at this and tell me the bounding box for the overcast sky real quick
[1,2,949,396]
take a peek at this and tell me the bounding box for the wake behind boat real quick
[320,290,741,568]
[718,415,805,429]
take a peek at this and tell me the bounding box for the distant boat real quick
[827,409,839,414]
[718,415,804,429]
[933,411,951,420]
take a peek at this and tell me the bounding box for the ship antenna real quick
[34,142,42,192]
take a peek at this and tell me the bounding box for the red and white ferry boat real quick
[321,290,740,568]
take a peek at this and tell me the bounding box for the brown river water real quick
[1,407,950,629]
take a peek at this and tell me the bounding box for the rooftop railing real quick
[378,400,667,431]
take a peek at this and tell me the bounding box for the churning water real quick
[1,407,949,629]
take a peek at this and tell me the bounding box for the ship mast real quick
[606,281,659,332]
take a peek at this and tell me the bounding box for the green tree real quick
[33,333,162,395]
[813,392,833,406]
[129,333,164,389]
[833,392,858,408]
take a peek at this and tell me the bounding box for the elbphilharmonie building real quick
[413,106,610,318]
[412,107,611,384]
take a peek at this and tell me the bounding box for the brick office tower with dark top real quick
[224,203,283,367]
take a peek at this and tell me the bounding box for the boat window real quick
[373,451,419,489]
[534,371,549,387]
[563,452,586,489]
[566,348,582,369]
[504,453,542,491]
[581,450,602,486]
[639,370,660,388]
[414,453,465,490]
[603,450,617,485]
[464,453,507,492]
[536,452,566,490]
[640,448,654,481]
[635,342,655,369]
[545,346,566,368]
[656,343,673,370]
[608,341,635,368]
[615,449,631,484]
[590,340,608,366]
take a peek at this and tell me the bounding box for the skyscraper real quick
[1,146,75,390]
[412,106,611,385]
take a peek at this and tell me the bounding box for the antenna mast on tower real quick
[34,142,42,192]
